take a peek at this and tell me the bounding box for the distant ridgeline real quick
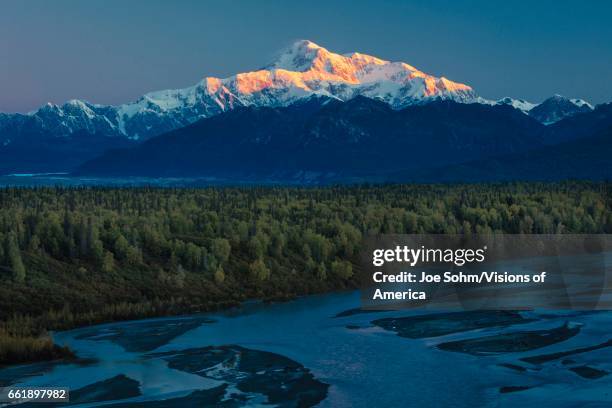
[74,98,612,182]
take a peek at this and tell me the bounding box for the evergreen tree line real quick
[0,182,610,289]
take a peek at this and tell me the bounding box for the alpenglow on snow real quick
[0,40,479,143]
[0,40,594,146]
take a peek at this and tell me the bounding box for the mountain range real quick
[76,97,612,182]
[75,97,543,179]
[0,40,608,181]
[1,40,480,144]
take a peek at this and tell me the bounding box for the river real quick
[1,291,612,407]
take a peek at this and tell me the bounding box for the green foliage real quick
[331,259,353,280]
[113,234,130,260]
[211,238,231,264]
[250,258,270,281]
[101,251,114,273]
[0,328,74,367]
[214,266,226,284]
[0,182,609,366]
[6,232,26,283]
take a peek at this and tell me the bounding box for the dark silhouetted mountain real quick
[495,97,536,113]
[0,129,135,175]
[405,126,612,182]
[76,97,544,180]
[542,102,612,144]
[0,103,136,174]
[529,95,593,124]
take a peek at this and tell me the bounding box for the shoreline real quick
[0,289,354,370]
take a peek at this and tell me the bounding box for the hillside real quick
[408,127,612,182]
[76,98,544,180]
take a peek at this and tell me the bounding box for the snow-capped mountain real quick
[0,40,478,144]
[496,97,536,113]
[528,94,594,124]
[0,39,600,161]
[493,95,597,124]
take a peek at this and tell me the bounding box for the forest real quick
[0,182,610,366]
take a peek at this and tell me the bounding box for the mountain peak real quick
[543,94,593,109]
[496,97,536,112]
[530,94,594,124]
[5,40,479,143]
[268,40,329,72]
[292,39,323,51]
[540,94,593,108]
[262,40,473,100]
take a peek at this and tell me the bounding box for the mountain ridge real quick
[0,40,480,145]
[0,40,606,177]
[529,94,594,124]
[405,126,612,182]
[1,40,597,148]
[75,97,546,180]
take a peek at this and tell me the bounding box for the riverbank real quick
[1,183,608,368]
[0,327,74,367]
[0,294,297,368]
[0,277,342,368]
[10,292,612,407]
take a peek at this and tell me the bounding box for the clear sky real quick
[1,0,611,112]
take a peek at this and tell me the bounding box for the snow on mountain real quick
[0,40,479,143]
[0,100,119,147]
[1,40,598,146]
[529,94,594,125]
[496,97,536,113]
[494,95,596,123]
[252,40,477,108]
[569,98,594,110]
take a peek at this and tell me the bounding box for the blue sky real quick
[1,0,611,112]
